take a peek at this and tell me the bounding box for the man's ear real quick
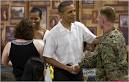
[103,15,109,24]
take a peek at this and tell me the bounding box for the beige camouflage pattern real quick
[79,29,128,81]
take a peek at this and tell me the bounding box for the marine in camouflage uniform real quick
[79,28,128,81]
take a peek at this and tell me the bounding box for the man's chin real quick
[71,19,76,23]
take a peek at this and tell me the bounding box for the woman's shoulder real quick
[33,39,44,46]
[2,41,11,56]
[33,39,44,56]
[5,42,11,47]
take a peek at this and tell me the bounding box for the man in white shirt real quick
[43,1,96,81]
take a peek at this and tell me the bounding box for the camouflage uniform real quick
[79,28,128,81]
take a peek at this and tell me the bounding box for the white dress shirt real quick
[43,21,96,65]
[43,30,49,42]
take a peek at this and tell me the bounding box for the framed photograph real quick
[6,26,15,42]
[29,0,50,6]
[12,0,25,3]
[82,0,94,8]
[83,0,94,4]
[49,15,59,30]
[92,10,98,23]
[1,5,9,21]
[52,1,61,9]
[119,14,128,44]
[119,28,128,45]
[119,14,128,28]
[11,6,25,19]
[117,0,128,6]
[10,19,21,25]
[30,6,47,28]
[81,14,92,20]
[1,23,4,43]
[88,27,97,35]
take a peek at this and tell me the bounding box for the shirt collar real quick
[58,21,75,32]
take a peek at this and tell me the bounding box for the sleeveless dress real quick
[9,40,40,80]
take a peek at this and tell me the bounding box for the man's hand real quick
[92,36,102,45]
[65,65,81,74]
[72,65,81,74]
[65,65,73,73]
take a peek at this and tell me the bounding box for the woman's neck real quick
[15,39,31,42]
[33,25,41,30]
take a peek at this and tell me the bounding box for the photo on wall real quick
[88,27,97,35]
[1,5,9,21]
[119,14,128,28]
[119,14,128,44]
[6,26,15,42]
[11,6,25,19]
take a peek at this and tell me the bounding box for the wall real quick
[1,0,128,50]
[79,0,128,44]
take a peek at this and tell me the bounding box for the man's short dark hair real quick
[58,1,73,13]
[100,6,116,22]
[30,7,42,19]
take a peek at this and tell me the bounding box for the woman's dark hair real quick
[14,18,34,40]
[30,7,42,19]
[58,1,73,13]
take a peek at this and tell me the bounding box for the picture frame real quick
[1,23,4,43]
[1,23,5,52]
[117,0,128,6]
[11,6,25,19]
[6,26,15,42]
[49,15,59,30]
[12,0,25,3]
[119,14,128,44]
[88,27,97,35]
[1,5,9,21]
[82,0,94,8]
[119,14,128,28]
[81,14,92,20]
[92,10,98,23]
[83,0,94,4]
[29,0,50,6]
[10,19,21,25]
[119,28,128,45]
[30,6,47,29]
[52,1,61,9]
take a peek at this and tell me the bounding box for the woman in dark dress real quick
[2,18,44,80]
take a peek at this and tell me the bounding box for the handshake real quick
[66,64,81,74]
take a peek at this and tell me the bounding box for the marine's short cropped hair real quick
[14,18,34,40]
[30,7,42,19]
[58,1,73,13]
[100,6,116,22]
